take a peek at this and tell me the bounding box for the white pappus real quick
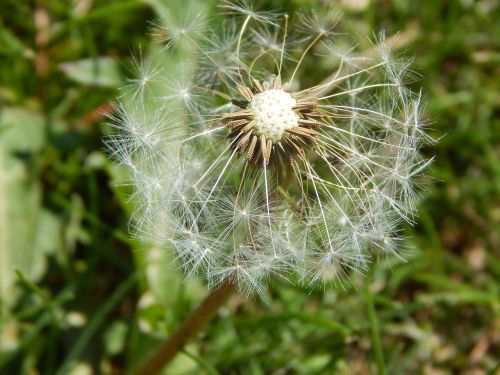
[107,1,432,297]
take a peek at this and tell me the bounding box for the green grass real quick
[1,0,499,374]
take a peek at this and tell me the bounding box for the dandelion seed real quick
[219,0,280,26]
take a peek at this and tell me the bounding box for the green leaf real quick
[104,320,128,356]
[0,22,34,59]
[0,107,45,152]
[59,57,123,88]
[0,107,61,318]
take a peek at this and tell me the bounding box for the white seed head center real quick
[248,89,299,143]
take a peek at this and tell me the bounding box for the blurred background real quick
[0,0,498,374]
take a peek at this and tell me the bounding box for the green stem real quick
[363,268,386,374]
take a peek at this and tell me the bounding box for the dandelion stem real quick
[307,61,387,96]
[278,14,289,76]
[237,15,252,82]
[289,31,325,85]
[248,48,274,81]
[263,162,277,257]
[363,268,386,375]
[131,280,236,375]
[319,83,398,100]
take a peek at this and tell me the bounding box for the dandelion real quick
[112,3,433,373]
[108,3,431,299]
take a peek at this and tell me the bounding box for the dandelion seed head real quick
[108,3,432,295]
